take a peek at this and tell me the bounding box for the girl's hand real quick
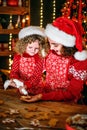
[18,86,28,95]
[9,80,17,88]
[20,94,42,102]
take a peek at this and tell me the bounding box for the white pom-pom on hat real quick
[74,50,87,61]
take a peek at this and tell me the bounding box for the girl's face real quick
[48,38,63,55]
[26,40,40,56]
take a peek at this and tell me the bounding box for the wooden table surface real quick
[0,88,87,130]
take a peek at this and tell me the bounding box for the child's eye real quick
[35,48,39,50]
[54,45,58,47]
[29,47,32,49]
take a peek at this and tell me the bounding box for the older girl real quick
[22,17,87,102]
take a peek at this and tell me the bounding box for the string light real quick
[40,0,43,27]
[8,33,13,70]
[40,0,56,26]
[9,54,13,70]
[8,15,13,70]
[52,0,56,21]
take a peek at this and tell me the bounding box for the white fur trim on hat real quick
[45,24,76,47]
[19,26,46,39]
[74,50,87,61]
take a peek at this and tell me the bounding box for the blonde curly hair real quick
[14,34,46,57]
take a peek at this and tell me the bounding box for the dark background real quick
[30,0,66,27]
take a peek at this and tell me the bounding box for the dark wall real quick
[30,0,40,26]
[30,0,66,27]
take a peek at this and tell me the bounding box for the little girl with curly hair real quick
[4,26,46,95]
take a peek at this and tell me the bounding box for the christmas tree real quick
[61,0,87,48]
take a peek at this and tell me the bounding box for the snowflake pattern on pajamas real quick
[19,57,36,80]
[45,52,70,90]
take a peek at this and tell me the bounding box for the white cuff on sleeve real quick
[13,79,24,88]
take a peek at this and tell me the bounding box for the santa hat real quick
[19,26,46,39]
[45,17,87,61]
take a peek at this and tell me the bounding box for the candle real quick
[22,18,25,28]
[26,15,30,26]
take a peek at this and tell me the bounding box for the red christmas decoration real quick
[78,0,82,24]
[61,0,87,45]
[7,0,18,6]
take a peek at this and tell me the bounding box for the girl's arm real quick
[10,54,21,80]
[41,78,83,102]
[24,78,83,102]
[24,60,87,102]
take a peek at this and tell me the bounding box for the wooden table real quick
[0,88,87,130]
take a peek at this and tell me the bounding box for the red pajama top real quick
[10,53,44,94]
[42,50,87,102]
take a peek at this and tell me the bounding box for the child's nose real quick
[32,48,35,52]
[50,45,54,50]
